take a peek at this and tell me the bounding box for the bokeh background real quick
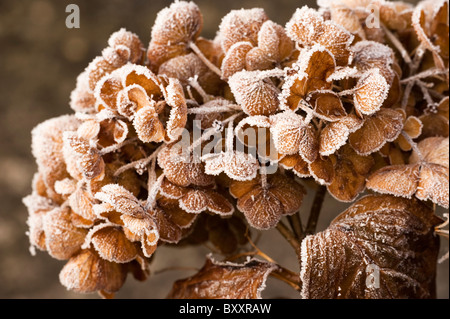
[0,0,447,299]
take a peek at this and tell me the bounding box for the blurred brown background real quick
[0,0,447,299]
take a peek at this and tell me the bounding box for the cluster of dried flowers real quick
[23,0,448,299]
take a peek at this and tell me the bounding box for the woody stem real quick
[189,41,222,77]
[400,131,424,162]
[288,213,304,241]
[276,221,301,256]
[305,185,327,235]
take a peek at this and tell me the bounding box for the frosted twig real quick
[114,144,164,176]
[417,80,437,108]
[305,185,326,235]
[276,220,302,255]
[188,75,212,102]
[189,41,222,77]
[99,137,137,155]
[287,213,304,241]
[400,131,424,162]
[145,173,165,210]
[400,68,448,84]
[381,23,412,65]
[187,104,241,114]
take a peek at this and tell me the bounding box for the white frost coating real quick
[202,151,259,181]
[327,66,359,81]
[300,235,312,299]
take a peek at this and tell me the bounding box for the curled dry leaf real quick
[300,195,442,299]
[367,137,449,208]
[167,256,276,299]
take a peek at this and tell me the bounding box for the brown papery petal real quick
[279,154,311,178]
[366,164,420,198]
[319,114,363,156]
[179,189,209,214]
[349,108,404,156]
[59,249,126,294]
[204,190,234,216]
[238,188,284,230]
[69,188,97,222]
[268,174,305,215]
[258,20,294,62]
[228,70,279,116]
[167,256,276,299]
[32,115,80,200]
[308,90,347,122]
[163,78,188,141]
[300,195,441,299]
[285,6,325,45]
[133,105,165,143]
[316,20,354,66]
[269,111,308,155]
[410,137,449,168]
[218,8,268,53]
[221,41,254,80]
[155,1,202,41]
[309,155,335,185]
[43,207,88,260]
[94,184,146,218]
[91,226,138,263]
[416,163,449,208]
[353,68,390,116]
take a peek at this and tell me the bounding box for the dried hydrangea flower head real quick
[23,0,448,299]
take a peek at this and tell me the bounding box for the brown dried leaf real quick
[90,226,138,263]
[94,184,146,218]
[167,256,276,299]
[43,207,88,260]
[59,249,126,294]
[367,164,420,198]
[349,108,404,156]
[353,68,390,116]
[221,41,254,80]
[327,145,374,202]
[319,114,364,156]
[218,8,268,53]
[228,70,279,116]
[300,195,441,299]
